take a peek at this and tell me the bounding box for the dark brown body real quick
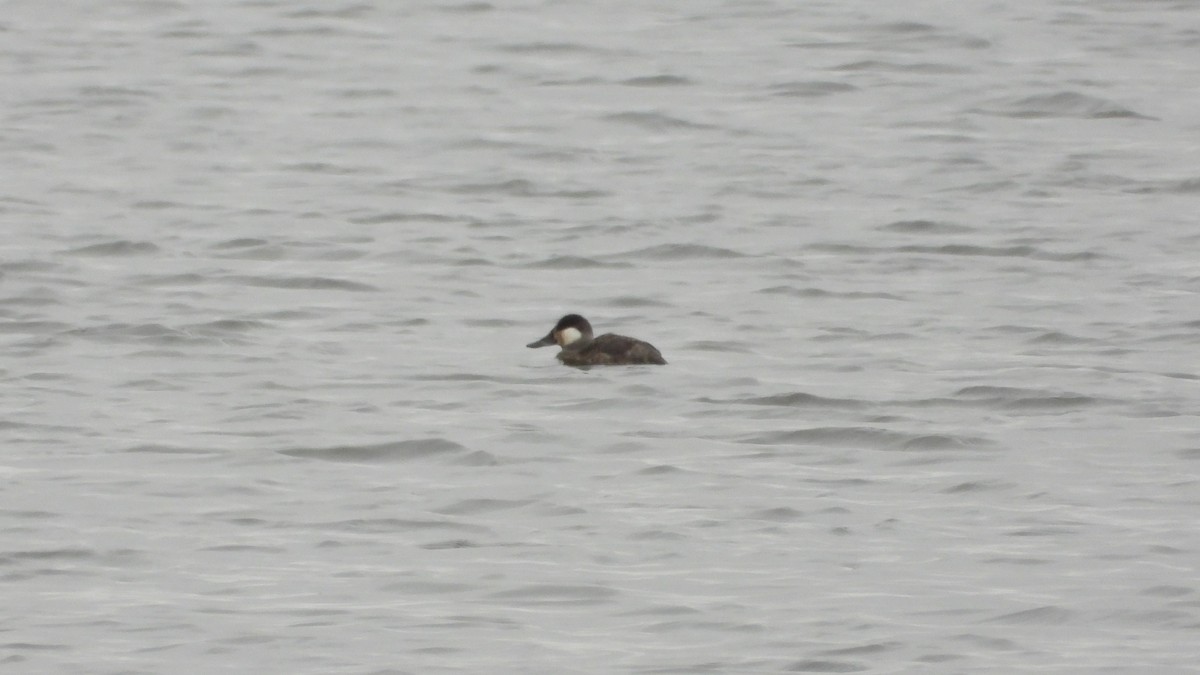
[556,333,667,366]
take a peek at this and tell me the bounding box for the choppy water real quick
[4,1,1199,673]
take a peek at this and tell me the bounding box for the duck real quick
[527,314,667,366]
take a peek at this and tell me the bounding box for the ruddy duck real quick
[527,314,667,366]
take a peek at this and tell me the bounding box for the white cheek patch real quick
[558,327,583,346]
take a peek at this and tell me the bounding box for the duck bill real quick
[526,333,556,348]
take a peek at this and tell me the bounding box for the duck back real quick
[557,333,667,366]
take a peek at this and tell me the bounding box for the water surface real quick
[3,1,1199,673]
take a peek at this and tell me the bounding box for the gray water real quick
[3,0,1199,673]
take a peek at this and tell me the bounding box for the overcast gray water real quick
[3,1,1200,673]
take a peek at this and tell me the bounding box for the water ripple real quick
[228,275,378,292]
[972,91,1155,120]
[279,439,495,465]
[486,584,620,606]
[64,241,159,256]
[609,244,747,260]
